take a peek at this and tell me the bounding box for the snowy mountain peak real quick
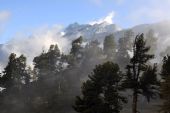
[89,12,115,25]
[64,22,121,41]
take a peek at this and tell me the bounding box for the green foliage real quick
[0,53,16,88]
[123,34,159,113]
[116,30,133,70]
[161,55,170,79]
[160,55,170,113]
[140,64,158,101]
[0,53,31,113]
[33,44,61,76]
[32,44,70,113]
[70,36,83,57]
[160,76,170,113]
[85,40,102,58]
[0,33,161,113]
[103,34,116,60]
[80,39,104,78]
[1,53,29,89]
[69,36,84,66]
[73,62,127,113]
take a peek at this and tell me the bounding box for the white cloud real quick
[0,11,11,35]
[89,11,115,25]
[90,0,124,5]
[0,25,71,71]
[0,11,11,23]
[128,0,170,25]
[91,0,102,5]
[114,0,124,5]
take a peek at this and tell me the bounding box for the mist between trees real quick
[0,29,169,113]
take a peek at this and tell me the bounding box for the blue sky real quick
[0,0,170,43]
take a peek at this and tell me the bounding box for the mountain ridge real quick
[0,20,170,71]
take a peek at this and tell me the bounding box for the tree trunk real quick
[132,91,138,113]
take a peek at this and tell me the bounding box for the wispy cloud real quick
[89,0,124,6]
[0,10,11,35]
[0,25,70,71]
[114,0,124,5]
[91,0,102,6]
[89,11,115,25]
[128,0,170,25]
[0,11,11,23]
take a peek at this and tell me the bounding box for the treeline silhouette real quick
[0,30,169,113]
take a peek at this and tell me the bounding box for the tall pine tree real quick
[0,53,30,113]
[103,34,116,61]
[161,55,170,79]
[123,34,159,113]
[116,30,133,70]
[160,55,170,113]
[73,62,127,113]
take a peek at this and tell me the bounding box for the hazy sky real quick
[0,0,170,43]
